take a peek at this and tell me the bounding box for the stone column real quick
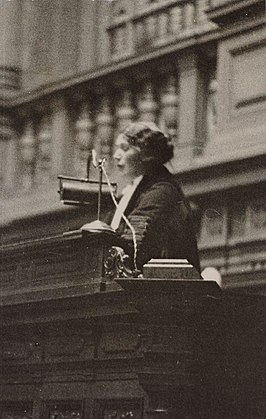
[80,0,97,71]
[174,52,203,170]
[51,95,74,178]
[96,96,114,172]
[159,74,179,142]
[75,101,94,178]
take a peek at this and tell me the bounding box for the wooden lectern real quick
[0,158,264,417]
[0,230,264,418]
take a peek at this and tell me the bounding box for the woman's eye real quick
[121,144,129,151]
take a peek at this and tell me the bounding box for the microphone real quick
[58,149,116,206]
[80,150,116,234]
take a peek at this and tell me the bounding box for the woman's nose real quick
[113,148,122,161]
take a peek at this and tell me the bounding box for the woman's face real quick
[113,135,144,179]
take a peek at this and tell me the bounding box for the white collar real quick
[111,175,143,230]
[121,175,143,195]
[132,174,143,187]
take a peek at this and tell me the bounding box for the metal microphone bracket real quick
[80,156,117,234]
[58,154,116,207]
[58,152,117,234]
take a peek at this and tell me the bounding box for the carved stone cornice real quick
[176,153,266,197]
[207,0,265,25]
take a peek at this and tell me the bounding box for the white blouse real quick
[111,175,143,230]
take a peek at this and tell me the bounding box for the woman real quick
[110,121,201,273]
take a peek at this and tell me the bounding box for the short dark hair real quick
[121,121,174,164]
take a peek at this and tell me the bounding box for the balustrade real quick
[206,72,218,141]
[6,59,219,196]
[6,72,179,193]
[109,0,213,57]
[0,1,219,196]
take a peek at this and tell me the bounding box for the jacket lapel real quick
[124,164,173,216]
[123,175,151,216]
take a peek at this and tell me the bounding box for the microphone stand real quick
[81,155,116,234]
[81,152,139,281]
[97,159,103,221]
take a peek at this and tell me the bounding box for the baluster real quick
[158,11,169,39]
[115,25,127,56]
[75,102,93,177]
[116,89,135,132]
[138,81,157,123]
[135,20,145,49]
[96,97,114,169]
[207,76,218,141]
[110,29,116,56]
[146,14,157,41]
[169,5,182,34]
[184,3,195,30]
[159,75,179,141]
[116,26,123,55]
[196,0,209,24]
[36,115,52,184]
[20,120,36,189]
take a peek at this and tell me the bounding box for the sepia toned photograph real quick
[0,0,265,417]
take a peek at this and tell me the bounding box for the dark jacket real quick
[113,164,201,273]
